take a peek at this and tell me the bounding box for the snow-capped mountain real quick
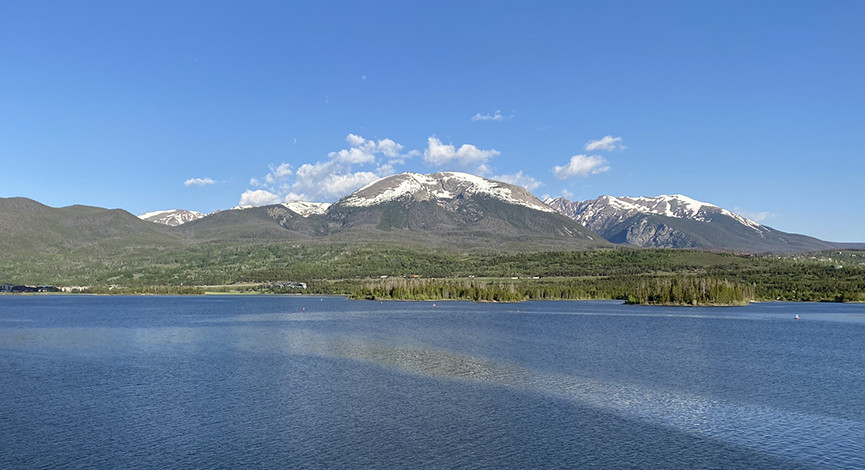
[282,201,330,217]
[139,209,206,226]
[546,194,765,235]
[545,194,834,253]
[340,171,555,214]
[131,176,834,252]
[317,171,599,245]
[176,172,603,247]
[231,201,330,216]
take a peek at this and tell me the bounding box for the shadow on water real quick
[2,340,819,470]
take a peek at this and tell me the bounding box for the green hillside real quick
[2,197,863,303]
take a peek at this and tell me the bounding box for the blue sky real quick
[1,1,863,241]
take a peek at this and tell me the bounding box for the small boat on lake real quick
[794,314,800,320]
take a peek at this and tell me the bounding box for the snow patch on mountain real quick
[341,172,555,213]
[282,201,330,216]
[230,201,330,217]
[614,195,764,230]
[139,209,205,226]
[546,194,766,233]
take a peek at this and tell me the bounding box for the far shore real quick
[3,291,862,306]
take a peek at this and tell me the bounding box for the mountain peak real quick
[549,194,762,231]
[613,194,762,230]
[340,171,555,213]
[546,194,833,252]
[139,209,205,226]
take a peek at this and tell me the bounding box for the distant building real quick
[0,284,59,293]
[61,286,90,293]
[11,285,38,293]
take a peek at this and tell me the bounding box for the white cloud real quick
[184,177,215,187]
[291,160,381,200]
[238,189,282,207]
[270,163,293,180]
[561,189,574,199]
[733,207,775,223]
[423,137,500,175]
[471,110,504,122]
[330,147,377,164]
[376,163,397,177]
[331,134,406,164]
[346,133,366,147]
[320,172,380,199]
[346,134,404,157]
[240,133,415,206]
[585,135,627,152]
[283,192,310,202]
[376,138,403,158]
[252,163,294,187]
[552,154,610,179]
[492,171,543,191]
[291,160,340,195]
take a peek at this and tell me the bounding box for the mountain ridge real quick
[3,172,853,253]
[139,209,206,226]
[170,172,604,248]
[546,194,835,253]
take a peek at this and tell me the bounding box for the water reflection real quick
[230,327,865,469]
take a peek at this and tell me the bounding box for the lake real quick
[1,296,864,469]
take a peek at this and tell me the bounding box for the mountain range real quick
[1,172,849,254]
[170,172,604,248]
[545,194,836,253]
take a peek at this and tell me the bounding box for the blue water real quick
[2,297,864,469]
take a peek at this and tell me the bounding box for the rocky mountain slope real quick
[546,194,835,253]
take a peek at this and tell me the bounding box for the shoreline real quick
[2,292,861,305]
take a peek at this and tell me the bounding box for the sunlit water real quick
[2,296,864,469]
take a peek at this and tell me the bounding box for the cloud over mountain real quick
[423,137,500,175]
[493,171,542,191]
[239,134,547,207]
[240,134,416,206]
[552,154,610,179]
[238,189,282,207]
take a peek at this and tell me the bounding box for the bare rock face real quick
[622,220,695,248]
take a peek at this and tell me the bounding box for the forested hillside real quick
[3,238,863,303]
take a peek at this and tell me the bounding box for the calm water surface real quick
[1,296,864,469]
